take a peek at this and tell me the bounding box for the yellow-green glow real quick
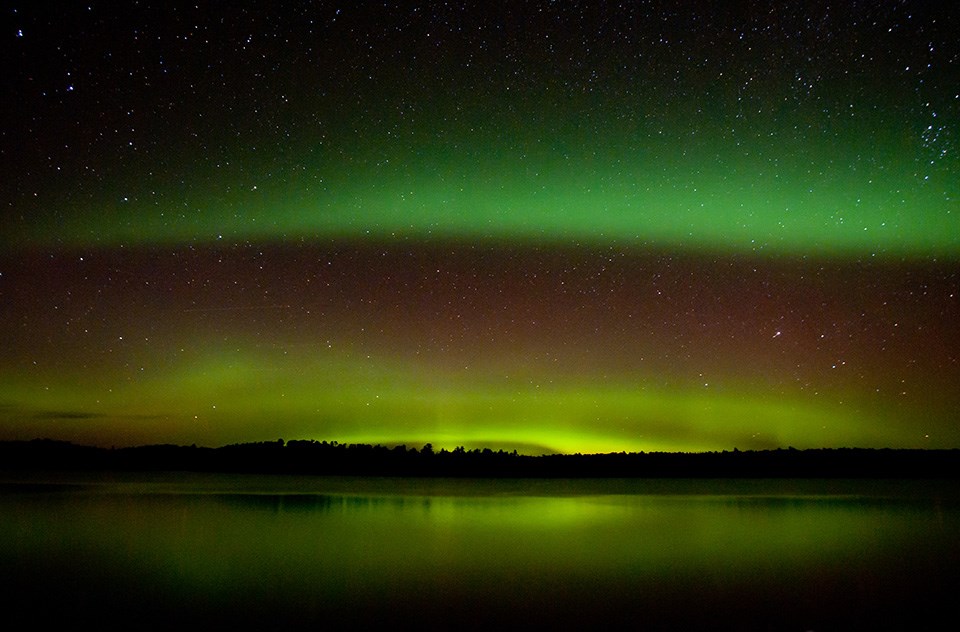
[0,346,933,453]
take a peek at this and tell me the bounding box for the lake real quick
[1,475,958,630]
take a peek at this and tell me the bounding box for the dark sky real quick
[1,1,958,453]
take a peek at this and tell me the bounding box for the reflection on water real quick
[2,477,958,630]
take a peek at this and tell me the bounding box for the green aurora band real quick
[0,349,931,454]
[11,130,960,258]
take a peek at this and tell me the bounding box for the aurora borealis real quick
[1,2,958,453]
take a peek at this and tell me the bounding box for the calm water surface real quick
[2,475,958,630]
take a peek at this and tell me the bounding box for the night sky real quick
[1,1,958,454]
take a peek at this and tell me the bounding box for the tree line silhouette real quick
[1,438,958,478]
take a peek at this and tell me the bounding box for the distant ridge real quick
[1,439,958,478]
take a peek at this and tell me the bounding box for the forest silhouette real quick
[1,439,957,478]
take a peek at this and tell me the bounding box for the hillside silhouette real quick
[1,439,958,478]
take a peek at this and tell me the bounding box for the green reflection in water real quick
[2,478,958,628]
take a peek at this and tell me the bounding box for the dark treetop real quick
[2,439,958,479]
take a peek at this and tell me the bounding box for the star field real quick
[1,2,958,452]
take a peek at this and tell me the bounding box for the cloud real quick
[0,403,164,423]
[31,411,108,421]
